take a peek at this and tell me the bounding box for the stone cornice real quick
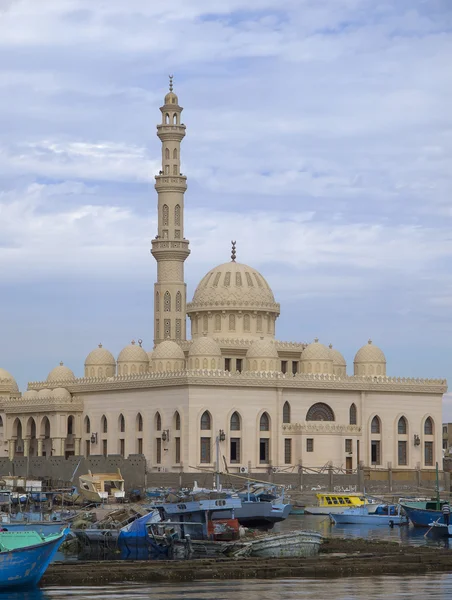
[179,339,307,352]
[3,396,83,414]
[187,300,281,314]
[283,423,362,435]
[26,370,448,395]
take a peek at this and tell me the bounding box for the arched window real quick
[200,411,211,430]
[165,113,170,124]
[243,314,250,332]
[174,411,181,430]
[229,314,236,331]
[424,417,433,435]
[398,417,407,434]
[119,414,125,433]
[165,147,170,159]
[230,412,241,431]
[173,148,178,160]
[260,412,270,431]
[371,416,381,434]
[175,204,181,226]
[85,416,90,434]
[283,401,291,424]
[176,291,182,312]
[306,403,335,422]
[162,204,169,226]
[137,413,143,432]
[101,415,108,434]
[164,291,171,312]
[214,314,221,331]
[67,416,74,435]
[203,314,208,331]
[155,412,162,431]
[173,113,177,124]
[349,403,357,425]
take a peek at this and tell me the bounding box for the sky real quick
[0,0,451,413]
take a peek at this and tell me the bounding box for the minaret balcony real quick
[156,125,186,143]
[155,175,187,193]
[151,238,190,262]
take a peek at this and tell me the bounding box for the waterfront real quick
[1,576,452,600]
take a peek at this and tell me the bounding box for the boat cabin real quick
[78,470,125,503]
[316,493,368,507]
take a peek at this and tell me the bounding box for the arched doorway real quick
[12,418,23,457]
[40,416,51,457]
[26,417,37,457]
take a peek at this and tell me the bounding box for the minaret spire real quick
[151,78,190,345]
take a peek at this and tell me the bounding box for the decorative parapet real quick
[283,423,362,435]
[180,338,307,352]
[26,369,447,395]
[186,300,281,313]
[3,395,83,414]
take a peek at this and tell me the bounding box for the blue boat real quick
[0,528,68,589]
[401,502,445,527]
[1,520,66,535]
[330,505,407,526]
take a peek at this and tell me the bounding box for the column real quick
[37,438,44,457]
[74,438,81,456]
[23,438,30,457]
[8,439,15,460]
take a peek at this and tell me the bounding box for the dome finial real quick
[59,361,63,366]
[368,339,372,345]
[231,240,236,262]
[138,338,143,347]
[169,74,173,92]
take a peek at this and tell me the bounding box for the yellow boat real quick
[304,493,376,515]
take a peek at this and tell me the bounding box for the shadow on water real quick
[0,589,49,600]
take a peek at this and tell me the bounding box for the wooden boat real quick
[246,530,322,558]
[330,505,407,526]
[400,502,445,527]
[0,529,68,589]
[78,470,125,503]
[304,493,375,515]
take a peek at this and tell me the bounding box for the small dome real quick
[153,340,185,361]
[329,344,346,366]
[354,339,386,364]
[22,390,37,399]
[246,338,279,359]
[189,336,221,358]
[301,339,332,361]
[164,91,179,105]
[38,388,51,398]
[0,367,19,393]
[46,362,76,383]
[85,344,116,367]
[53,387,71,400]
[117,340,149,363]
[147,350,154,362]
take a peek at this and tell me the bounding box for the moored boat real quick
[246,530,322,558]
[304,493,375,515]
[330,505,407,526]
[78,470,125,503]
[400,502,445,527]
[0,529,68,589]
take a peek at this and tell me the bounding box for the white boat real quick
[78,470,125,503]
[304,493,380,515]
[330,505,407,526]
[246,530,322,558]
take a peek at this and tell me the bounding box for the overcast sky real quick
[0,0,450,413]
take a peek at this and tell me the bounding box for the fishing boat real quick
[400,501,446,527]
[78,470,125,503]
[245,530,322,558]
[0,529,68,589]
[304,493,376,515]
[330,505,407,526]
[0,519,65,535]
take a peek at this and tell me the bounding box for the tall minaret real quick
[151,76,190,345]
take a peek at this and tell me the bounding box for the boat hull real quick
[1,522,65,535]
[331,513,406,526]
[249,531,322,558]
[0,530,67,589]
[401,504,444,527]
[212,502,292,526]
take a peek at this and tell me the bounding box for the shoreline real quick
[42,538,452,585]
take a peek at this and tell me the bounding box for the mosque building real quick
[0,79,447,474]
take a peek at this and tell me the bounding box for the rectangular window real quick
[230,438,241,463]
[156,438,162,464]
[119,439,125,458]
[306,438,314,452]
[85,440,90,457]
[424,441,434,466]
[371,440,381,465]
[236,359,243,373]
[345,439,352,453]
[284,439,292,464]
[137,438,143,454]
[201,437,211,463]
[225,358,231,371]
[102,439,107,457]
[398,441,407,466]
[175,437,181,464]
[292,361,298,375]
[281,361,287,374]
[259,438,270,463]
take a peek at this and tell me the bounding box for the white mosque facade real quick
[0,81,447,474]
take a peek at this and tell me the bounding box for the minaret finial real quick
[169,74,173,92]
[231,240,236,262]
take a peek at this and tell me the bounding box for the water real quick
[1,577,452,600]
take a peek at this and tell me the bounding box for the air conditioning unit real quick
[239,466,248,474]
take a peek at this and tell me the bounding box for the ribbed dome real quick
[117,341,149,363]
[189,336,221,357]
[354,340,386,364]
[329,344,346,366]
[0,368,19,393]
[46,362,76,383]
[153,340,185,360]
[301,339,332,361]
[85,344,115,367]
[188,262,279,312]
[246,338,279,359]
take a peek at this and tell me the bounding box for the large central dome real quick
[187,261,280,340]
